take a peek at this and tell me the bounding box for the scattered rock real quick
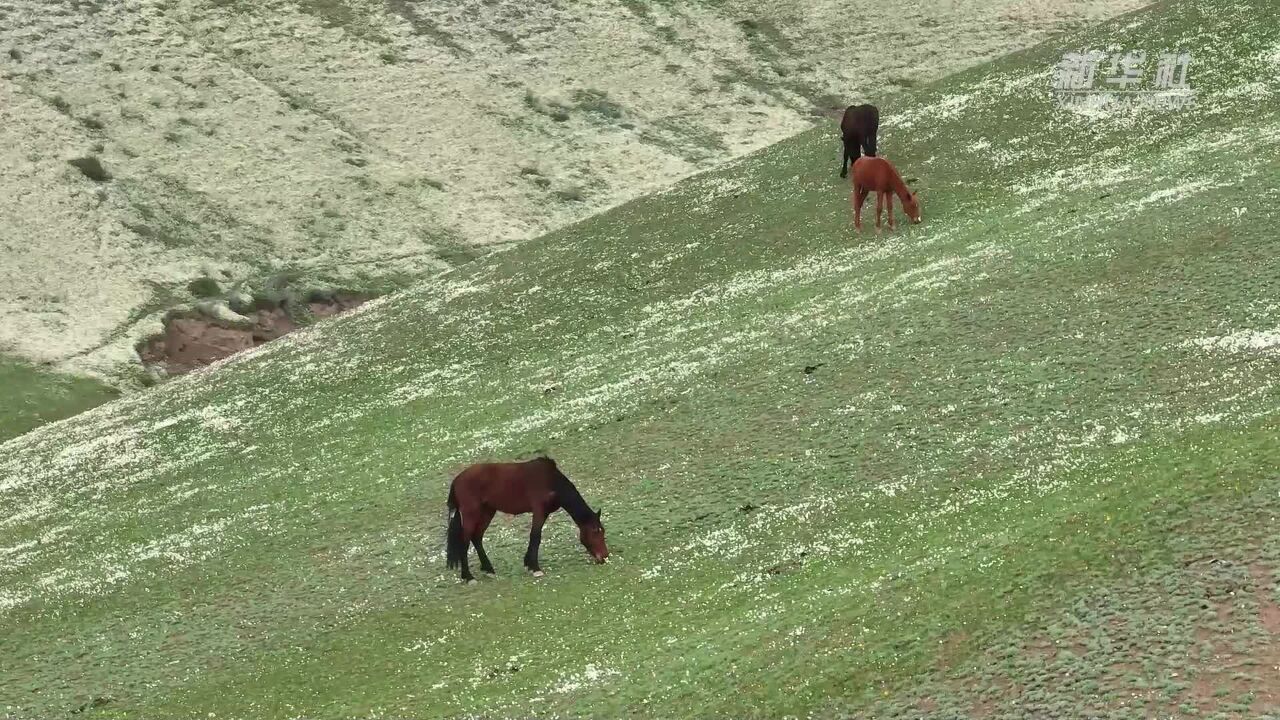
[226,291,256,314]
[307,292,365,318]
[68,155,111,182]
[187,277,222,298]
[553,186,585,202]
[197,300,252,326]
[70,696,112,714]
[803,363,824,374]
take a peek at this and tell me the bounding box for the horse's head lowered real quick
[903,190,923,224]
[579,507,609,563]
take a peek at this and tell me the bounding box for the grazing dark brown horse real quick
[850,155,921,231]
[445,457,608,583]
[839,103,879,178]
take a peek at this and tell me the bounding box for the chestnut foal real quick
[850,156,921,231]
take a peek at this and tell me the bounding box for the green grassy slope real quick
[0,359,120,444]
[3,0,1280,717]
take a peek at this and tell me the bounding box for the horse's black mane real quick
[535,456,598,526]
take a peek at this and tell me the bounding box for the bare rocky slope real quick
[0,0,1144,387]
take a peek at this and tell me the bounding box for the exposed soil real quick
[914,555,1280,718]
[137,294,365,377]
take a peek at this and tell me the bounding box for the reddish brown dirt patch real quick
[1250,564,1280,636]
[935,630,971,671]
[138,294,365,376]
[1024,634,1058,662]
[1195,598,1235,645]
[1178,564,1280,714]
[967,677,1014,719]
[969,696,994,719]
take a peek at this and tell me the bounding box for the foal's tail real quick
[445,483,466,570]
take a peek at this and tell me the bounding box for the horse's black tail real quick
[445,483,466,570]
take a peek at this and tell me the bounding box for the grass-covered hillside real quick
[0,359,120,444]
[3,0,1279,716]
[0,0,1141,404]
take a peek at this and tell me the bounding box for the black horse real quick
[839,103,879,178]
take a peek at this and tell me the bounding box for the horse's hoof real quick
[532,570,545,578]
[465,579,477,585]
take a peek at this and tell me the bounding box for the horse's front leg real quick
[524,511,548,577]
[875,191,885,231]
[887,193,896,230]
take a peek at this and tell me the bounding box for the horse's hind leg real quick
[852,185,868,231]
[471,508,496,574]
[839,138,851,178]
[458,514,479,582]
